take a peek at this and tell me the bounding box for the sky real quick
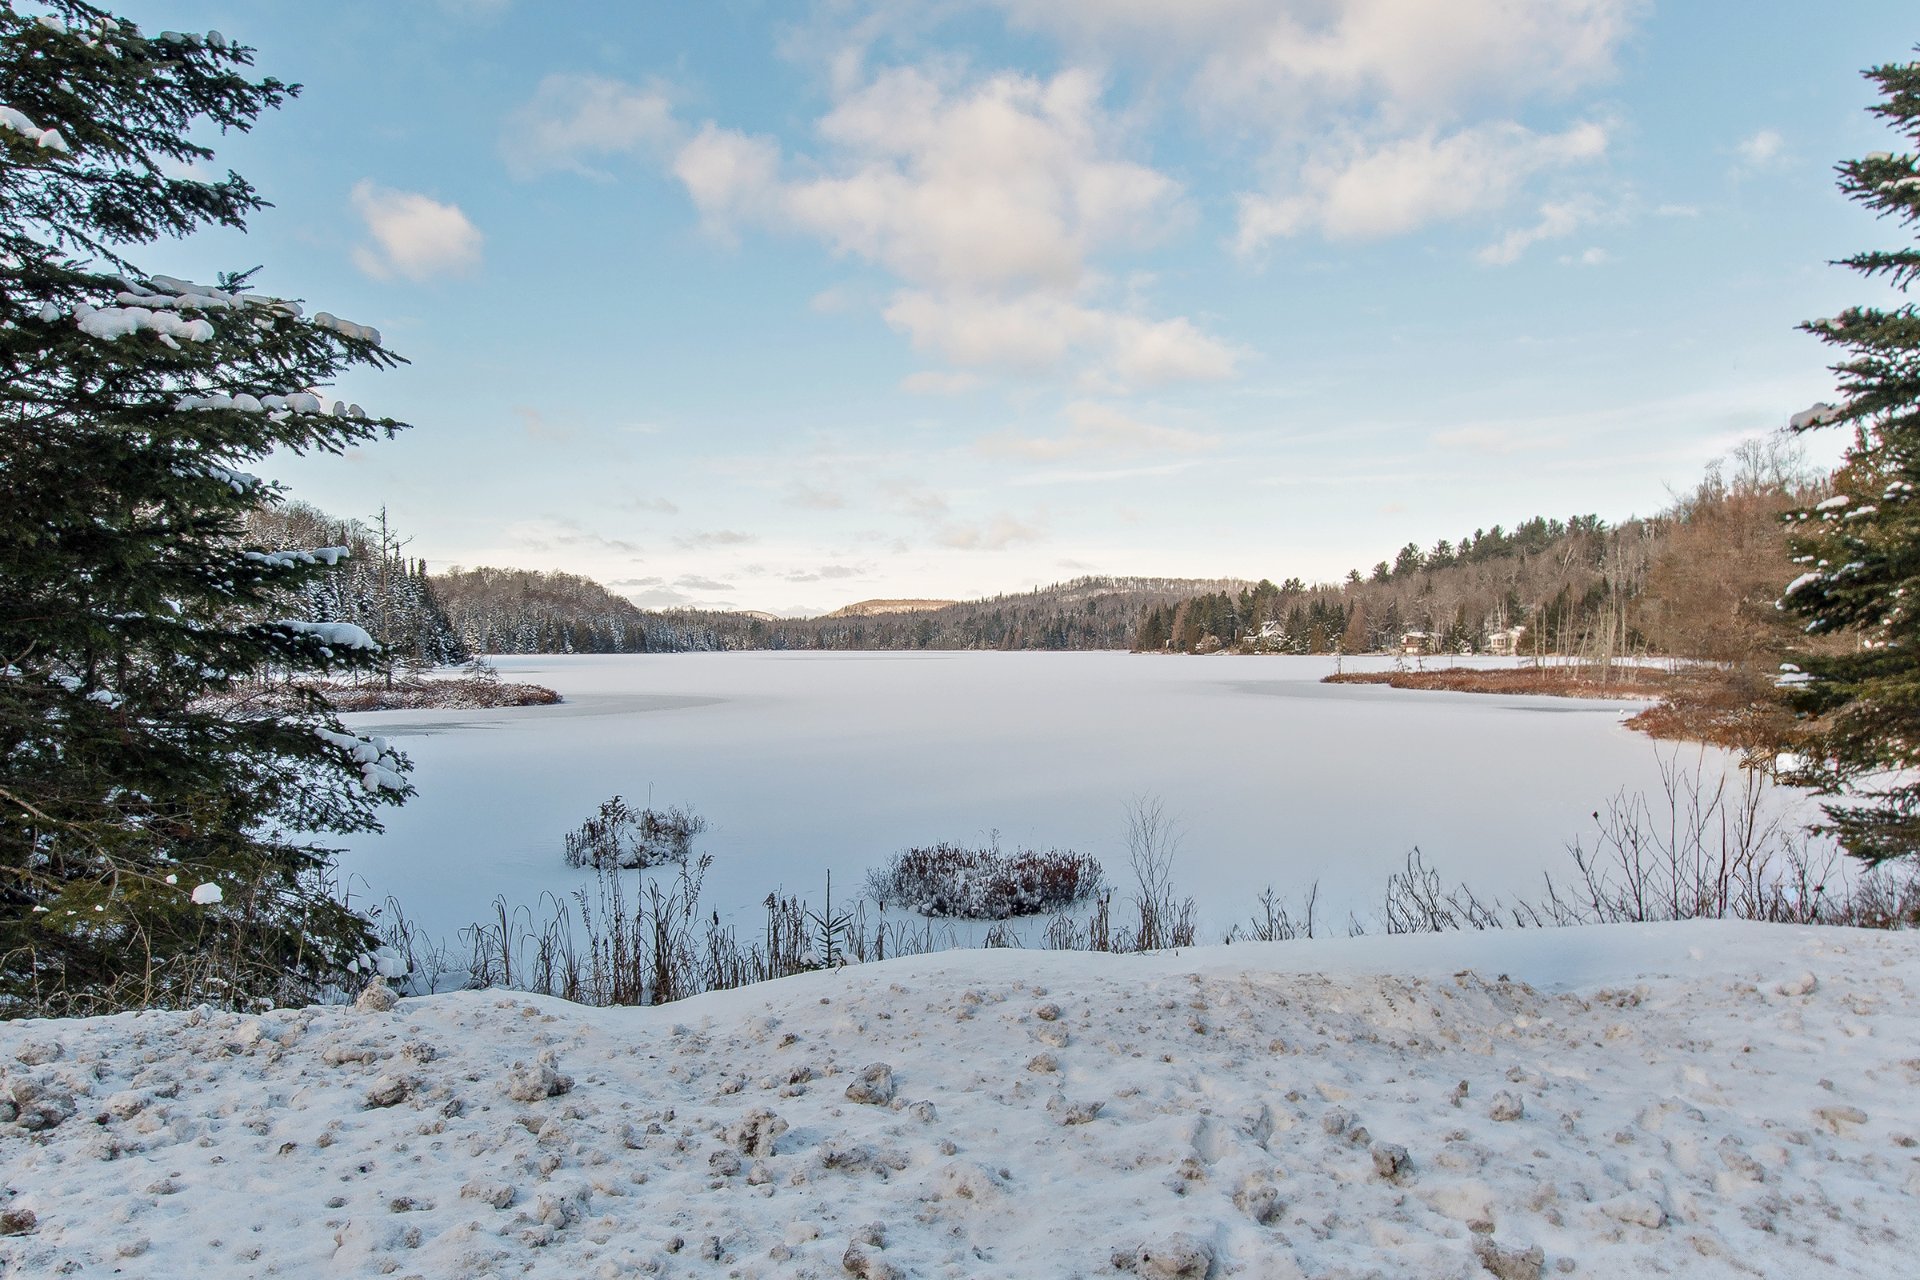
[113,0,1917,616]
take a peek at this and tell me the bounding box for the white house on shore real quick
[1486,625,1527,657]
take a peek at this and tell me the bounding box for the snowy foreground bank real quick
[2,924,1916,1279]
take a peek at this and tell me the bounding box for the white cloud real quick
[1476,200,1588,265]
[664,64,1231,387]
[502,74,677,179]
[1433,425,1518,453]
[674,529,758,549]
[987,0,1639,118]
[901,370,983,395]
[1735,128,1785,168]
[883,290,1236,383]
[934,513,1044,550]
[776,67,1177,291]
[514,405,573,442]
[787,563,867,582]
[810,284,872,314]
[785,481,847,510]
[980,400,1218,460]
[504,517,640,555]
[1105,312,1239,383]
[882,290,1079,372]
[1237,120,1607,251]
[1431,424,1563,454]
[882,480,951,519]
[674,123,782,228]
[973,2,1635,258]
[623,585,725,608]
[1008,459,1201,485]
[349,181,483,281]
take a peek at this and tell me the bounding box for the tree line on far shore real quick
[1136,437,1824,668]
[323,435,1826,677]
[431,570,1243,656]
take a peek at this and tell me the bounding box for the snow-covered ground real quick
[3,921,1914,1278]
[332,652,1790,950]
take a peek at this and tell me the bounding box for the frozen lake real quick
[332,651,1764,951]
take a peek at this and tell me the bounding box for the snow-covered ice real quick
[0,921,1914,1277]
[330,652,1805,948]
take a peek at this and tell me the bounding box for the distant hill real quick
[434,565,651,655]
[430,571,1251,654]
[827,598,960,618]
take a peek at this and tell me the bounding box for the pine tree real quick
[245,502,469,668]
[1781,49,1920,867]
[0,3,414,1011]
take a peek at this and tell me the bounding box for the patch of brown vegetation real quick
[1326,664,1799,754]
[1323,665,1673,699]
[1621,669,1793,754]
[318,675,562,712]
[202,674,561,716]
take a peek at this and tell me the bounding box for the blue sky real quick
[120,0,1915,615]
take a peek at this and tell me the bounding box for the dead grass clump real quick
[199,674,561,715]
[1622,669,1794,753]
[1324,665,1672,699]
[320,674,561,712]
[865,843,1106,919]
[562,797,707,870]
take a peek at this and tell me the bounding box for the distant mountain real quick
[827,598,960,618]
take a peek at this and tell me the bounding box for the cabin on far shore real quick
[1486,625,1527,657]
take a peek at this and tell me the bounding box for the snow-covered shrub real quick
[864,843,1104,919]
[562,797,706,870]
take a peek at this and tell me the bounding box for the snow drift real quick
[0,921,1914,1278]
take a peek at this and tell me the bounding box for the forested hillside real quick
[1137,514,1644,657]
[1137,443,1823,664]
[270,443,1821,667]
[434,566,653,654]
[244,503,467,667]
[698,577,1251,651]
[431,572,1249,654]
